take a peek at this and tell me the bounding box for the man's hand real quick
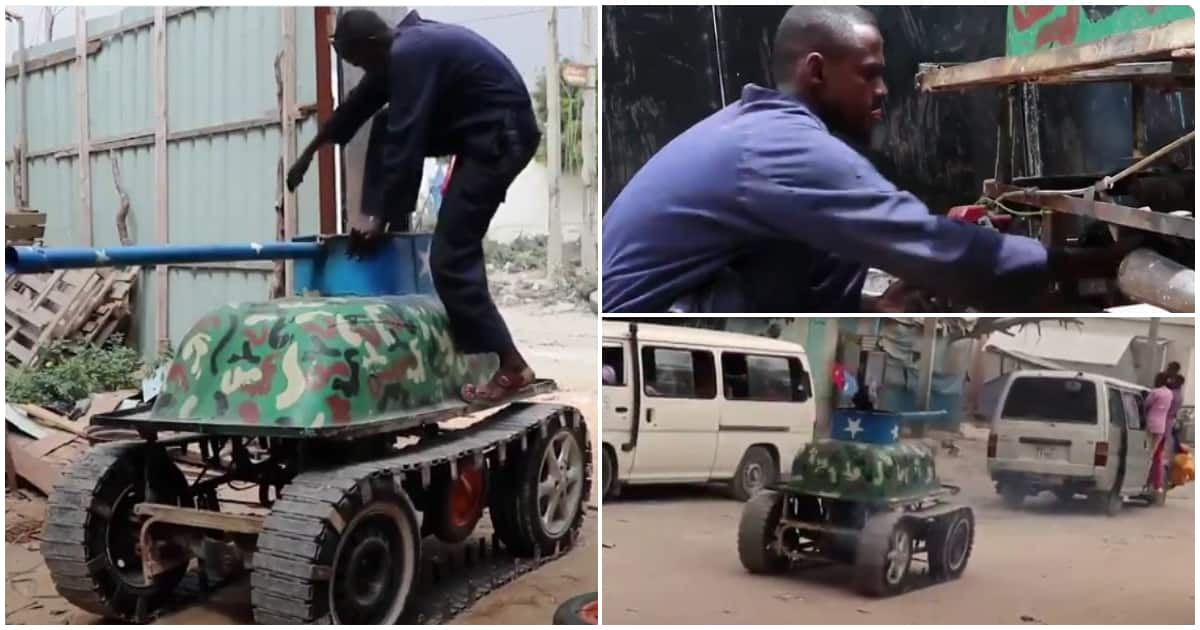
[348,216,386,259]
[286,151,314,192]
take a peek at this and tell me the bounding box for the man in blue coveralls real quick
[291,9,540,401]
[602,6,1126,313]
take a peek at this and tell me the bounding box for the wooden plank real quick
[10,444,62,495]
[918,18,1195,92]
[18,405,89,437]
[25,429,79,459]
[154,7,169,353]
[5,212,45,227]
[134,503,264,534]
[5,225,44,240]
[5,443,16,490]
[75,7,93,245]
[3,39,101,79]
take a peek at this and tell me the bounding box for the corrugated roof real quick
[984,325,1133,366]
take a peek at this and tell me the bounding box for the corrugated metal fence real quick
[5,6,324,356]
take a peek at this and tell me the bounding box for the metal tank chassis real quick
[737,409,974,597]
[11,234,593,624]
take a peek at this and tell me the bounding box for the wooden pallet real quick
[5,267,138,366]
[6,210,46,245]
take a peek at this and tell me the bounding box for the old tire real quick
[1001,484,1025,509]
[426,462,488,544]
[40,443,193,623]
[854,511,913,597]
[553,591,598,624]
[489,415,590,557]
[251,471,420,624]
[737,490,789,574]
[729,446,777,501]
[927,508,974,582]
[601,446,619,501]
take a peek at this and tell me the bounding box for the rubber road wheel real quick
[40,443,193,623]
[854,511,913,597]
[427,462,488,543]
[250,473,420,624]
[927,508,974,581]
[737,489,789,574]
[489,414,590,557]
[730,446,777,501]
[1001,485,1025,509]
[601,447,619,501]
[553,592,598,624]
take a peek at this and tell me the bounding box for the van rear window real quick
[1002,377,1097,424]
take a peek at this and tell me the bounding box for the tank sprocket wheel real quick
[488,411,591,557]
[426,461,489,544]
[250,467,420,624]
[40,442,193,623]
[737,489,789,574]
[854,511,913,597]
[927,507,974,581]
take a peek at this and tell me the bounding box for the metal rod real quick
[1100,130,1196,192]
[6,241,323,274]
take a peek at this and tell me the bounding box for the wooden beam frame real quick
[154,8,169,353]
[74,8,92,246]
[917,18,1195,92]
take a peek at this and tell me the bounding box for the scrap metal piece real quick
[1117,248,1195,313]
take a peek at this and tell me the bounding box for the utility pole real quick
[914,318,938,437]
[545,7,563,276]
[1145,318,1161,386]
[579,6,597,279]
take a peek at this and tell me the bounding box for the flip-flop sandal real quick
[462,367,536,404]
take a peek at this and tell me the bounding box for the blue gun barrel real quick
[6,241,322,274]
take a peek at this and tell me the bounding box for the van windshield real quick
[1002,377,1098,424]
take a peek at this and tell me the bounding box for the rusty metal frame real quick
[983,180,1195,240]
[919,60,1193,88]
[917,18,1195,92]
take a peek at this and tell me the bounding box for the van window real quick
[1002,377,1097,423]
[1108,389,1126,427]
[721,353,807,402]
[642,347,717,399]
[602,346,625,386]
[1120,391,1146,430]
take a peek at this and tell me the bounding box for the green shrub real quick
[6,335,143,406]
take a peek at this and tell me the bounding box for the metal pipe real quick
[1116,248,1195,313]
[6,241,322,275]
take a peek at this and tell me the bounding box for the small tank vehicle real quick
[7,234,592,624]
[737,408,973,596]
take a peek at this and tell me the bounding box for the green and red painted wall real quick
[1007,5,1194,55]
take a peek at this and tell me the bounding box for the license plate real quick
[1035,446,1059,459]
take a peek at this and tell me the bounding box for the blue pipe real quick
[6,241,323,274]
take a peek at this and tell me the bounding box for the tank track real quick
[250,401,592,624]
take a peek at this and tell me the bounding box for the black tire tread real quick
[927,507,975,581]
[737,490,789,574]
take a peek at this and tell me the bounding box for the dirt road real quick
[603,428,1195,625]
[6,303,599,625]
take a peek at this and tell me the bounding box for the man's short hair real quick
[333,9,391,46]
[771,5,878,86]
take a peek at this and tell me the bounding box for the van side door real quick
[601,342,636,480]
[1119,390,1153,495]
[631,345,720,482]
[714,351,814,480]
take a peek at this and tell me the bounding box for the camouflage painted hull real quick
[147,295,497,432]
[785,439,940,503]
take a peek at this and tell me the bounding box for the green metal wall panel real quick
[1006,5,1194,55]
[5,6,321,358]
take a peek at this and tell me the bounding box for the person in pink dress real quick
[1144,373,1174,493]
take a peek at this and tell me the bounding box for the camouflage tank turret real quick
[737,408,974,597]
[9,233,591,624]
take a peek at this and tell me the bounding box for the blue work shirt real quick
[602,84,1051,312]
[369,11,533,223]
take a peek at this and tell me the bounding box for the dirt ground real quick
[602,426,1195,625]
[5,302,599,625]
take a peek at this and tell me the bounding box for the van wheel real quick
[1093,490,1123,516]
[1052,488,1076,503]
[601,447,619,501]
[729,446,777,501]
[1000,485,1025,509]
